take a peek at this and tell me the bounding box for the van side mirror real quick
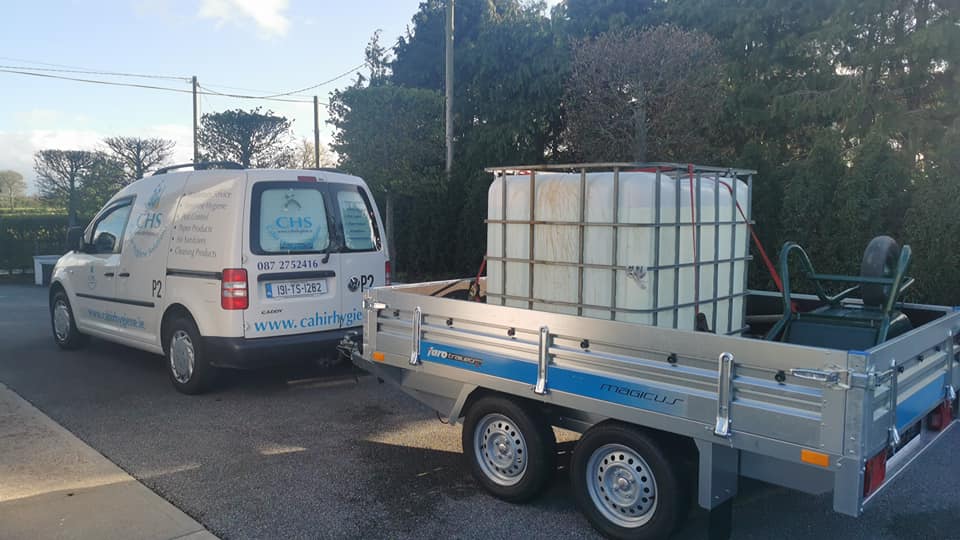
[66,226,85,253]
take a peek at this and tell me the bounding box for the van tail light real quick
[384,260,392,286]
[221,268,248,310]
[863,451,887,497]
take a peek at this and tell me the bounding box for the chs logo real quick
[136,181,165,230]
[275,217,313,229]
[131,180,167,257]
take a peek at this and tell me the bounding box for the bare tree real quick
[102,136,175,184]
[34,150,120,226]
[291,138,337,169]
[563,25,725,162]
[0,170,26,209]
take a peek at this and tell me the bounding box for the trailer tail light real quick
[385,260,392,286]
[928,400,954,431]
[863,451,887,497]
[221,268,248,310]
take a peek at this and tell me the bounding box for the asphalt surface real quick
[0,283,957,540]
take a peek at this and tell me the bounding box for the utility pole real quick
[192,76,200,163]
[313,95,320,168]
[445,0,455,178]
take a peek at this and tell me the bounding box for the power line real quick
[0,55,122,71]
[0,64,190,82]
[0,68,195,94]
[202,63,364,100]
[199,85,325,105]
[0,56,363,102]
[0,69,316,103]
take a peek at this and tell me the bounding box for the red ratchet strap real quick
[715,179,784,294]
[473,258,487,301]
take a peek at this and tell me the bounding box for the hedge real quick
[0,214,80,273]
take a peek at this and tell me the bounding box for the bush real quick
[0,214,78,273]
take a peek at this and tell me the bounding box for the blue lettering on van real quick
[274,216,313,230]
[137,212,163,229]
[252,308,363,333]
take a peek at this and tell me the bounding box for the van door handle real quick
[103,272,115,277]
[118,272,130,278]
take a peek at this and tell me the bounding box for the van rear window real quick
[250,181,382,255]
[256,187,330,253]
[337,190,377,250]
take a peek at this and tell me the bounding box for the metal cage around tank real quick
[483,162,756,335]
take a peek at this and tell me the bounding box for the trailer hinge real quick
[889,426,901,447]
[534,326,550,395]
[714,352,735,438]
[790,367,851,389]
[409,306,423,365]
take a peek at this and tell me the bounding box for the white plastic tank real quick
[486,170,750,334]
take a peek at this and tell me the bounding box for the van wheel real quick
[50,290,88,350]
[462,395,556,502]
[571,423,687,540]
[164,315,215,394]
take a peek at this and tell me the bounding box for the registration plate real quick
[265,279,327,299]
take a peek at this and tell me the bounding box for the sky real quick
[0,0,435,192]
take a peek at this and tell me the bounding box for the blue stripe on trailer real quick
[896,373,947,431]
[419,341,688,416]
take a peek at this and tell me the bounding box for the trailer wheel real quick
[461,395,556,502]
[860,235,900,307]
[572,423,686,540]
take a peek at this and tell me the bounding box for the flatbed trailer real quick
[346,279,959,539]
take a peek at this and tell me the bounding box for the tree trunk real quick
[68,175,77,228]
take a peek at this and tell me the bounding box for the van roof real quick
[130,167,366,186]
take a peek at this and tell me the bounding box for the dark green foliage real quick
[328,84,445,274]
[0,214,77,273]
[330,0,960,302]
[198,108,294,168]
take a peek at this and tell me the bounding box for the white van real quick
[49,163,390,394]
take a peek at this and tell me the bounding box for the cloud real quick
[0,124,194,194]
[198,0,290,37]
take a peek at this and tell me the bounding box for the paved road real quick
[0,283,957,540]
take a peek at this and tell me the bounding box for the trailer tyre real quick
[572,423,686,540]
[462,395,556,502]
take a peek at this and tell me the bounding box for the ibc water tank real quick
[486,169,751,334]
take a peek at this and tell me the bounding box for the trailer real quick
[343,163,959,539]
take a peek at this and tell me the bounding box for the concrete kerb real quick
[0,382,218,540]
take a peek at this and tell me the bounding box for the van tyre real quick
[50,290,88,350]
[571,423,686,540]
[164,315,215,395]
[462,395,556,502]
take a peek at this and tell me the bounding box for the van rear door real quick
[243,179,342,339]
[328,182,388,328]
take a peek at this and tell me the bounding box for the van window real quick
[337,190,377,250]
[255,186,330,253]
[89,201,133,254]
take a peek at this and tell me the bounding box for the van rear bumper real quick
[204,328,358,369]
